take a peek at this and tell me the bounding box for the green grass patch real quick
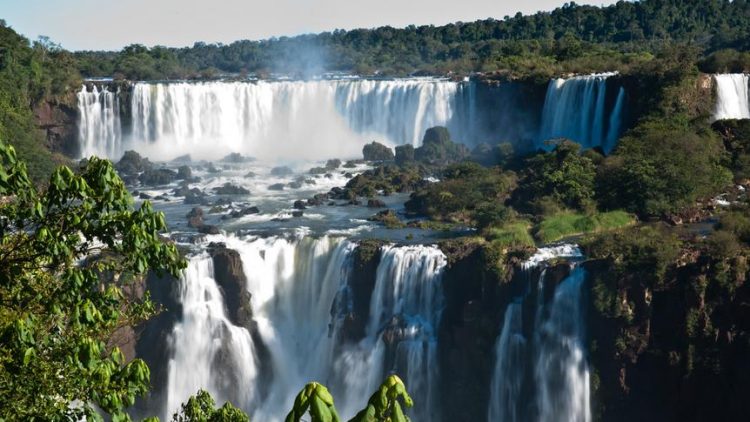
[535,210,635,244]
[483,221,535,249]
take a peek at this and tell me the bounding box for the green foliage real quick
[71,1,750,78]
[711,119,750,180]
[699,49,750,73]
[285,382,340,422]
[0,22,80,182]
[0,141,185,420]
[172,390,249,422]
[534,210,635,244]
[515,141,597,212]
[413,127,469,165]
[349,375,414,422]
[405,162,517,224]
[597,118,732,216]
[583,225,683,289]
[483,221,535,249]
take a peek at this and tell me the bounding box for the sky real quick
[0,0,618,51]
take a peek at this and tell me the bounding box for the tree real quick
[172,390,249,422]
[0,141,185,420]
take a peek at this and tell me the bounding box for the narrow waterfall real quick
[534,267,590,422]
[487,246,589,422]
[163,236,447,421]
[76,84,122,158]
[336,244,446,421]
[713,74,750,120]
[166,254,258,419]
[538,73,623,153]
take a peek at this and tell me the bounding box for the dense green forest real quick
[71,0,750,79]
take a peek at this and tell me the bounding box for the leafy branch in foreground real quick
[0,141,185,421]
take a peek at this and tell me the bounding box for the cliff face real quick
[33,93,79,157]
[585,249,750,422]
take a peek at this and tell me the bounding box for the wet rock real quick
[116,150,152,176]
[212,183,250,195]
[186,207,204,228]
[221,152,255,163]
[287,181,303,189]
[293,200,307,210]
[307,194,328,206]
[344,172,354,179]
[270,166,293,176]
[206,162,221,173]
[176,165,193,180]
[227,206,260,219]
[244,171,257,178]
[184,190,209,205]
[171,154,191,163]
[292,210,304,217]
[309,167,327,175]
[268,183,285,191]
[139,192,152,200]
[198,225,220,235]
[362,141,394,161]
[395,144,415,165]
[367,199,386,208]
[325,159,342,169]
[139,168,178,186]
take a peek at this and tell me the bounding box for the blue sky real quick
[0,0,618,51]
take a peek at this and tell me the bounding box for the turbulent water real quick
[714,74,750,120]
[538,73,625,154]
[164,235,446,421]
[487,245,590,422]
[77,85,122,158]
[77,76,630,161]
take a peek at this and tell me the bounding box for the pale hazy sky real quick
[0,0,618,51]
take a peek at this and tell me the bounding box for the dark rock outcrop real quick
[362,141,394,161]
[212,183,250,195]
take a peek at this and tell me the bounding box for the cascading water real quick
[487,245,589,422]
[538,73,624,154]
[713,74,750,120]
[165,236,446,421]
[77,78,546,160]
[166,254,258,418]
[127,79,458,161]
[334,244,446,421]
[76,84,122,158]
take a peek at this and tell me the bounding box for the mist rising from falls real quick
[713,74,750,120]
[165,236,446,421]
[538,73,624,154]
[488,246,589,422]
[128,80,460,161]
[76,85,122,158]
[77,79,547,161]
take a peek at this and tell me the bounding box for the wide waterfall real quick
[487,246,589,422]
[538,73,625,154]
[76,84,122,158]
[713,74,750,120]
[164,236,447,421]
[77,79,544,161]
[128,79,459,161]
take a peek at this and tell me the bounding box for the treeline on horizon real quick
[69,0,750,80]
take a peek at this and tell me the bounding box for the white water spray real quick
[538,73,623,152]
[77,85,122,158]
[713,74,750,120]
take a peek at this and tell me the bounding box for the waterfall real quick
[76,84,122,158]
[127,80,459,161]
[538,73,624,153]
[77,78,547,161]
[487,245,589,422]
[713,74,750,120]
[534,267,590,422]
[163,235,447,421]
[337,244,446,421]
[166,254,258,418]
